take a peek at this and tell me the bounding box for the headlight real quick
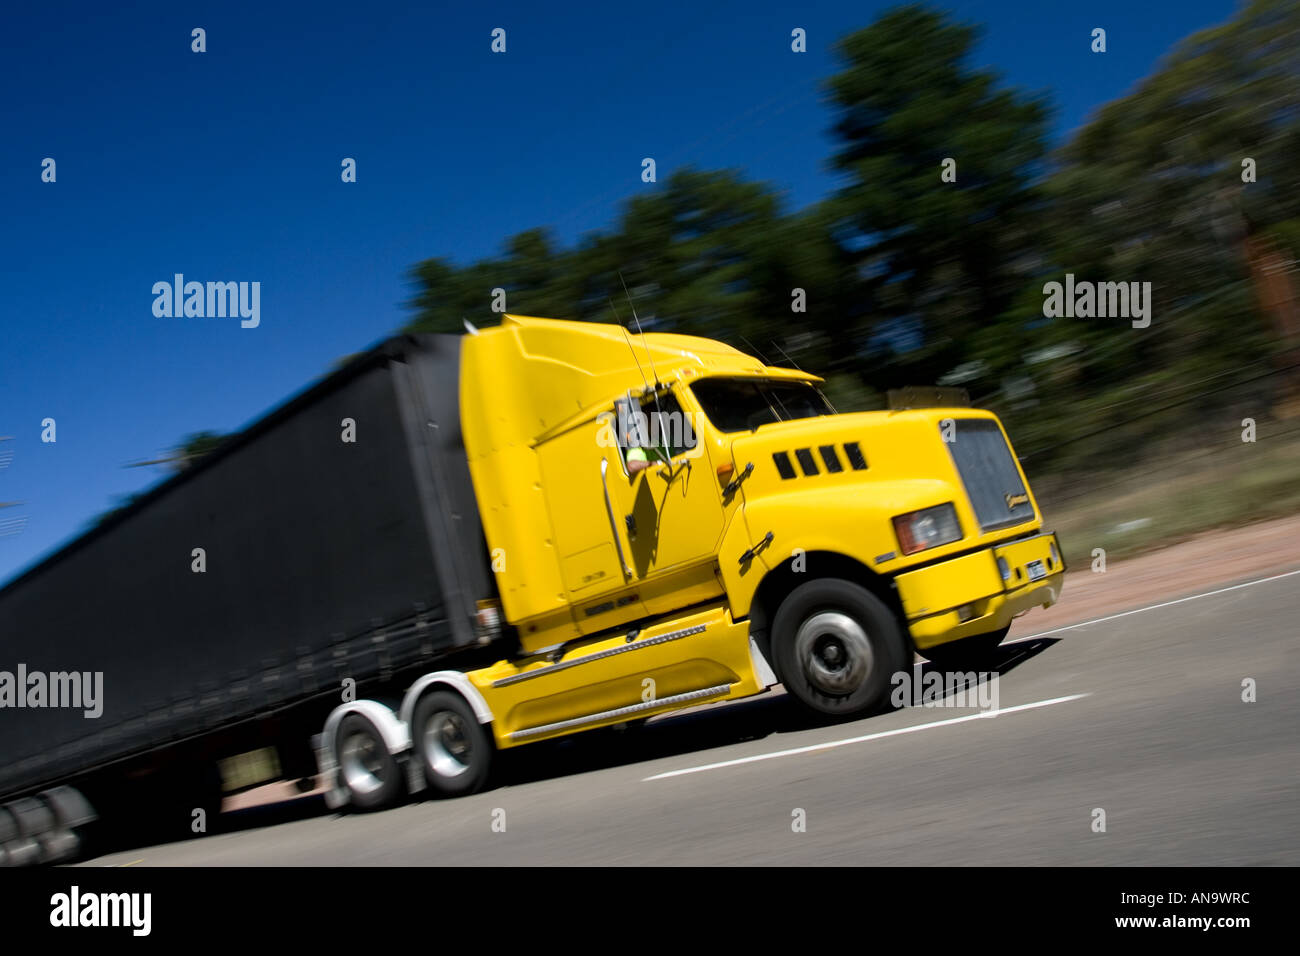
[892,503,962,555]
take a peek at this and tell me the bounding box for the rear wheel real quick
[772,578,908,717]
[0,802,42,866]
[412,691,492,798]
[336,714,403,811]
[920,625,1011,667]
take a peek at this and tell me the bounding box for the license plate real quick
[1026,559,1046,581]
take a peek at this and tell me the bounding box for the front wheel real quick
[412,691,493,798]
[772,579,908,717]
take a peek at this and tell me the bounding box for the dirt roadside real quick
[1011,512,1300,637]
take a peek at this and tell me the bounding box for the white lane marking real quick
[643,693,1090,781]
[1010,567,1300,642]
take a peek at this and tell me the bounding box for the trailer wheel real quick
[772,578,907,717]
[921,625,1010,668]
[336,714,403,811]
[412,691,492,797]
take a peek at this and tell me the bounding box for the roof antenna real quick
[609,296,651,396]
[619,271,672,468]
[463,317,479,335]
[619,272,663,390]
[737,333,771,366]
[770,340,803,371]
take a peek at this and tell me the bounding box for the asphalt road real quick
[81,569,1299,866]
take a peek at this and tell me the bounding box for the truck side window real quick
[613,392,697,474]
[612,398,639,475]
[638,392,696,459]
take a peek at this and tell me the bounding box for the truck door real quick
[615,388,726,610]
[536,387,726,634]
[535,416,648,632]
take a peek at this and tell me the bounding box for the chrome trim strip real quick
[508,683,734,741]
[493,624,708,688]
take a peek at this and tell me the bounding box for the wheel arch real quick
[748,551,912,679]
[399,670,495,730]
[322,699,411,757]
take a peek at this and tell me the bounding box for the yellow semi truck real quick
[318,314,1065,808]
[0,312,1063,857]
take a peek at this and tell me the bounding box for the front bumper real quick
[895,531,1065,649]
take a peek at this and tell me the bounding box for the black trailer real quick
[0,334,495,861]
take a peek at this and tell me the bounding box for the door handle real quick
[722,461,753,498]
[600,458,633,578]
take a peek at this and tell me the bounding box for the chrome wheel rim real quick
[423,711,472,779]
[794,611,873,696]
[340,730,388,795]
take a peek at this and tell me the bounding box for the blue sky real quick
[0,0,1240,584]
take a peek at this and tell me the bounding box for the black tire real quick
[411,691,493,798]
[0,805,18,844]
[772,578,908,717]
[335,713,404,811]
[920,625,1011,668]
[0,805,40,866]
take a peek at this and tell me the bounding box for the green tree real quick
[991,0,1300,473]
[91,430,230,526]
[404,169,839,367]
[823,4,1053,391]
[149,430,229,474]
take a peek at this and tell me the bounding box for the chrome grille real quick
[945,419,1034,531]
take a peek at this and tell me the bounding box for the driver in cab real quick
[624,425,667,476]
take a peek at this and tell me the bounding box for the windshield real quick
[689,378,835,433]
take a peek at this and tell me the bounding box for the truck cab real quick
[323,314,1065,806]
